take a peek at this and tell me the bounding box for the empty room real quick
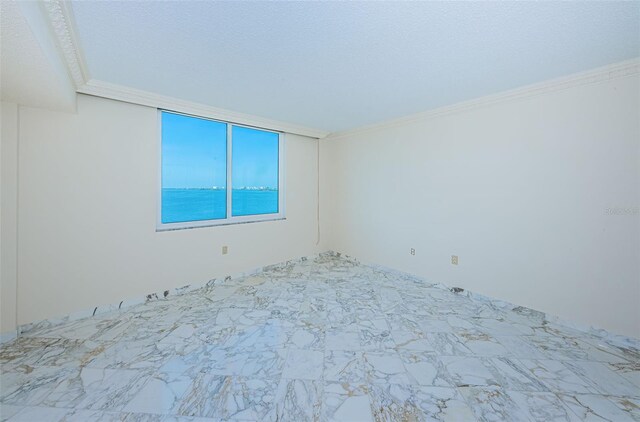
[1,1,639,421]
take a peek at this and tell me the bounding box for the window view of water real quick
[231,125,279,217]
[161,188,278,224]
[161,112,280,225]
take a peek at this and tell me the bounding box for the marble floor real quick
[1,254,638,421]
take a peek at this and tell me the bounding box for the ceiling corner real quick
[1,0,79,111]
[39,0,90,89]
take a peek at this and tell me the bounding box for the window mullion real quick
[226,124,233,220]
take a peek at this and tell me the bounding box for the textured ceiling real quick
[69,1,640,133]
[1,1,75,110]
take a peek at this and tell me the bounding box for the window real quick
[159,111,284,230]
[231,126,280,216]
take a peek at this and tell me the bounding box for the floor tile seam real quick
[449,385,486,422]
[499,357,578,395]
[462,384,592,422]
[551,391,638,421]
[559,360,640,396]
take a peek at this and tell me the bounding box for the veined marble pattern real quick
[1,253,639,421]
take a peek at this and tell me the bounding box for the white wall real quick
[16,94,320,327]
[1,102,19,339]
[6,70,639,339]
[321,74,640,338]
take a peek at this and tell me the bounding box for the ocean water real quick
[161,189,278,224]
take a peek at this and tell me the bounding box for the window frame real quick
[157,110,286,231]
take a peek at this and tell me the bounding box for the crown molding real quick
[10,1,76,111]
[37,2,636,140]
[325,58,640,141]
[78,79,330,139]
[37,1,328,138]
[40,0,89,89]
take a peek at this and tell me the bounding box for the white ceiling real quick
[33,2,640,133]
[1,1,75,110]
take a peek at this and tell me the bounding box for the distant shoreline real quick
[162,187,277,192]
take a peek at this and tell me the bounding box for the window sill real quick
[156,217,286,232]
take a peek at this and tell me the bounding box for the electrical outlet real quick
[451,255,458,265]
[222,246,228,255]
[410,248,416,256]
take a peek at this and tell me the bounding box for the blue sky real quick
[161,112,278,189]
[231,126,278,189]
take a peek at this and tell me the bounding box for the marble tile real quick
[391,331,436,353]
[458,386,529,422]
[424,332,474,356]
[156,343,226,375]
[0,404,23,421]
[158,324,199,345]
[386,310,427,335]
[1,253,638,421]
[605,396,640,420]
[322,383,372,422]
[4,406,68,422]
[362,351,413,385]
[418,318,453,334]
[282,349,323,380]
[1,365,70,406]
[325,328,361,351]
[368,384,476,421]
[323,350,364,383]
[397,351,453,387]
[84,339,172,370]
[172,374,278,419]
[286,325,325,350]
[171,372,228,417]
[438,356,500,387]
[61,409,129,421]
[493,335,548,359]
[517,359,597,394]
[607,361,640,388]
[272,379,322,422]
[221,320,292,352]
[0,338,111,371]
[527,336,628,363]
[454,332,511,357]
[359,326,395,351]
[20,316,129,342]
[506,391,578,421]
[470,318,527,336]
[123,371,192,415]
[42,367,151,411]
[580,337,640,364]
[558,393,639,421]
[162,416,219,422]
[487,357,550,392]
[563,360,640,397]
[238,348,288,379]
